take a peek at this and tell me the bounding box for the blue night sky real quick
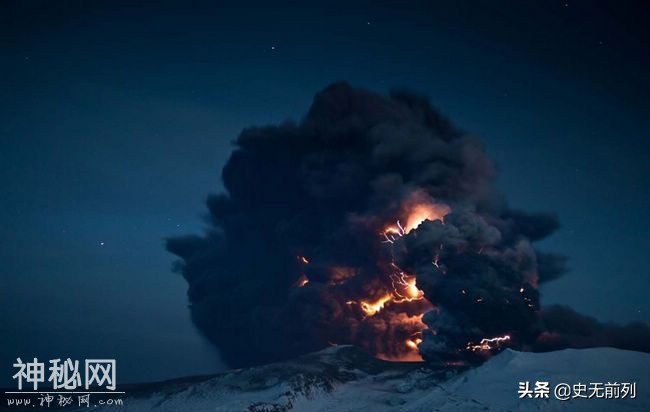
[1,1,648,385]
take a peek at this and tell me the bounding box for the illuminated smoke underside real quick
[167,83,650,368]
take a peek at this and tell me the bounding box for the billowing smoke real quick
[533,305,650,353]
[167,82,649,367]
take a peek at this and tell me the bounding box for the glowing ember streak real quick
[385,220,405,235]
[432,255,440,268]
[390,270,425,302]
[359,293,393,316]
[298,256,309,264]
[350,265,425,316]
[466,335,511,352]
[382,220,405,243]
[294,274,309,287]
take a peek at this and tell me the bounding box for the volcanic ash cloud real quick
[167,82,650,368]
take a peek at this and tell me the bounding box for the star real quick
[100,242,105,246]
[271,45,276,51]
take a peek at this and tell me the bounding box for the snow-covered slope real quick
[99,346,649,411]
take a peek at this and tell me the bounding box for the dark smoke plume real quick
[167,82,649,367]
[533,305,650,353]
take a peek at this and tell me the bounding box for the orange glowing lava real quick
[363,199,449,359]
[391,270,425,303]
[349,267,426,317]
[405,334,423,350]
[359,293,393,316]
[321,197,450,361]
[382,199,449,244]
[379,315,428,361]
[403,202,450,232]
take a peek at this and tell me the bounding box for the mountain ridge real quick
[80,346,650,411]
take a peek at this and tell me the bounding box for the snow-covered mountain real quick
[99,346,649,411]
